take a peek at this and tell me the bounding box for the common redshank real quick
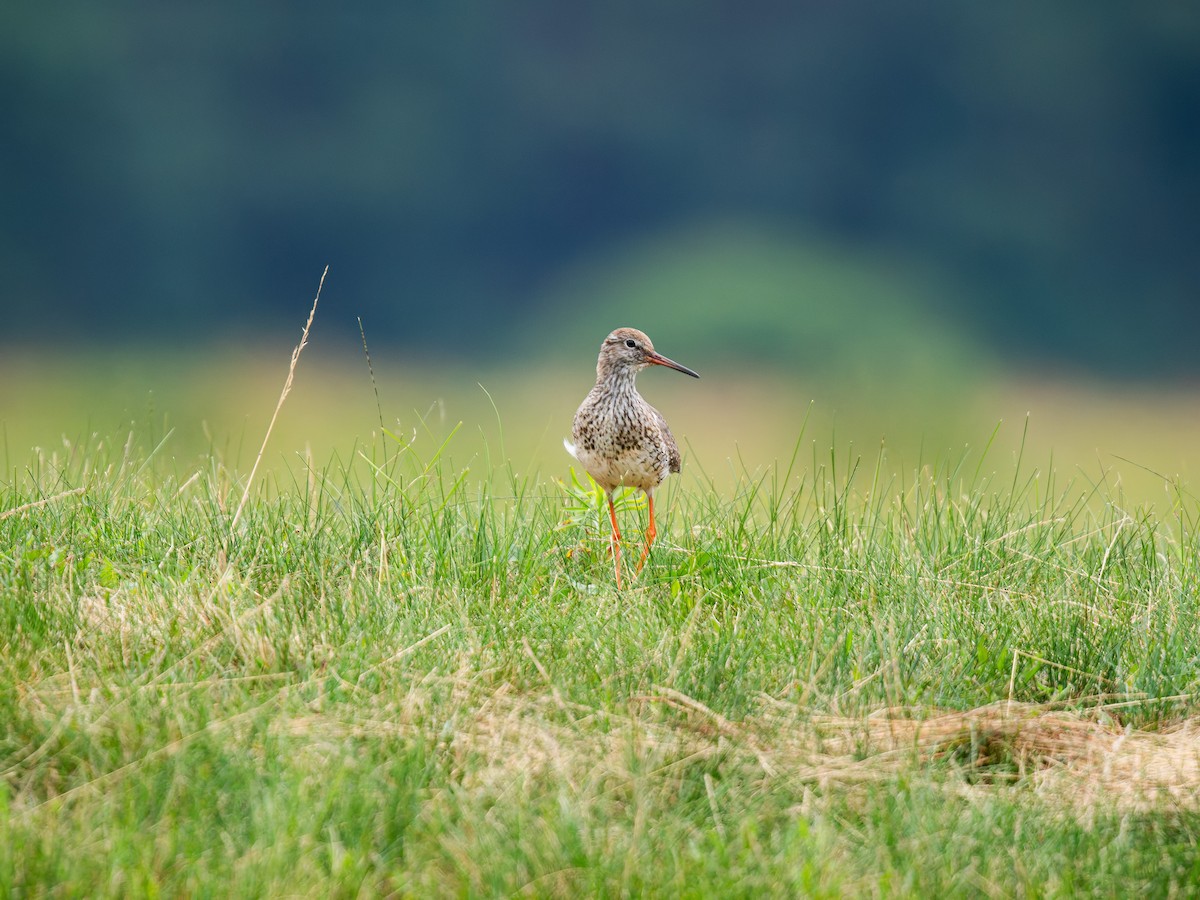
[564,327,699,587]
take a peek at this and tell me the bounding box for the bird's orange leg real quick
[636,492,657,573]
[607,492,624,589]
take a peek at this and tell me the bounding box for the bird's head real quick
[597,327,700,379]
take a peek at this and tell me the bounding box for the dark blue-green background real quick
[4,4,1198,375]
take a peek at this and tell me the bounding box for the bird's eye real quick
[625,339,637,349]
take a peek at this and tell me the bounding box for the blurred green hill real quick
[2,4,1198,375]
[534,221,989,390]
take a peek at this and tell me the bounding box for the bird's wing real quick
[650,405,682,474]
[563,436,578,460]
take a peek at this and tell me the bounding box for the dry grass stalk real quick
[230,265,327,532]
[0,486,86,520]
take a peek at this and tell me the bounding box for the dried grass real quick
[379,681,1200,815]
[14,626,1200,821]
[804,701,1200,810]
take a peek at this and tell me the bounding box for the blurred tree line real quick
[2,3,1197,375]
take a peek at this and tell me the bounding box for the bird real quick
[565,327,699,587]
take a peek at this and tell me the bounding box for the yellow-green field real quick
[3,345,1197,506]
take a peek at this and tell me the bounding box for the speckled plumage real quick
[565,327,699,585]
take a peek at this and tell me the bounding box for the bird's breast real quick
[571,394,671,492]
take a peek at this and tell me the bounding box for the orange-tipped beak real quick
[646,350,700,378]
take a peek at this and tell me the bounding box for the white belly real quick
[565,439,668,494]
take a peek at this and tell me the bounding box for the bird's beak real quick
[646,350,700,378]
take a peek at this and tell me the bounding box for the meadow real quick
[3,333,1200,896]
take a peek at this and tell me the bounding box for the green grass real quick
[3,409,1200,897]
